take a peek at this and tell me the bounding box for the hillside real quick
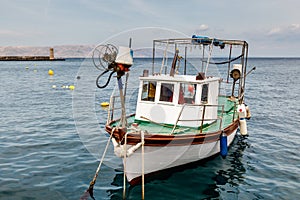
[0,45,95,58]
[0,45,161,58]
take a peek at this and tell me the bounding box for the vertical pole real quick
[201,45,205,72]
[231,79,236,97]
[184,46,187,75]
[123,133,128,199]
[111,97,115,121]
[226,45,232,83]
[170,48,178,77]
[124,38,131,104]
[124,73,129,101]
[200,105,206,133]
[171,104,186,134]
[219,105,224,130]
[239,43,246,104]
[152,41,155,75]
[118,77,127,128]
[129,38,132,48]
[141,131,145,200]
[242,42,249,103]
[107,95,113,125]
[205,41,214,75]
[232,102,237,122]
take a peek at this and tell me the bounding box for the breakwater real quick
[0,56,65,61]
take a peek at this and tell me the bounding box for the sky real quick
[1,0,300,57]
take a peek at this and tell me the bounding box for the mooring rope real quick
[81,128,115,200]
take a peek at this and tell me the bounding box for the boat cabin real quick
[135,73,221,128]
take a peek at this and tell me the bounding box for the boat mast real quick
[119,38,133,128]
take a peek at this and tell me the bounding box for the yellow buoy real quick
[100,102,109,107]
[48,69,54,76]
[69,85,75,90]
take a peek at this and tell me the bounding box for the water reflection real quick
[215,135,249,184]
[106,134,250,199]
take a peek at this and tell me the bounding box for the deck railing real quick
[107,93,238,135]
[171,104,225,134]
[106,95,122,125]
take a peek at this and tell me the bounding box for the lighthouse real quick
[49,48,54,60]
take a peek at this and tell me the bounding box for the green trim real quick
[133,119,210,130]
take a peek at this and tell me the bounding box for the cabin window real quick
[159,83,174,102]
[178,83,196,104]
[141,81,156,101]
[201,84,209,103]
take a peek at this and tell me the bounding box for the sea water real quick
[0,58,299,199]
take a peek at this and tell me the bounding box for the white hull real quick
[123,128,237,184]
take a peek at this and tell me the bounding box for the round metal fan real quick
[92,44,119,88]
[92,44,118,71]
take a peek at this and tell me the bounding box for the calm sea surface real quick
[0,58,299,200]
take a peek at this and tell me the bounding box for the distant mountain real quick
[0,45,95,58]
[0,45,162,58]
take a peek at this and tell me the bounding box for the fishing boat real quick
[94,36,253,186]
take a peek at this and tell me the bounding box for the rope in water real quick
[86,128,115,200]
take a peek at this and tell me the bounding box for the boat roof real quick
[154,37,248,47]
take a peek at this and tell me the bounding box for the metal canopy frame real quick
[151,37,249,104]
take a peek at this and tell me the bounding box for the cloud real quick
[266,24,300,38]
[267,27,281,35]
[0,29,45,46]
[0,30,24,36]
[194,24,209,35]
[288,23,300,31]
[128,0,158,17]
[199,24,209,31]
